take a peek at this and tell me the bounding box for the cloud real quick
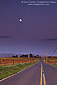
[0,36,11,38]
[45,38,57,41]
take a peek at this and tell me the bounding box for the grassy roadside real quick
[0,62,38,80]
[52,64,57,67]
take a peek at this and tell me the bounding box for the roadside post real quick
[13,59,14,65]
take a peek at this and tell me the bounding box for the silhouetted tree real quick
[12,55,18,58]
[20,55,28,57]
[29,54,33,57]
[36,55,39,57]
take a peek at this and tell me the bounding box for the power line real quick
[51,48,57,56]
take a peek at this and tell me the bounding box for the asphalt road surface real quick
[0,60,57,85]
[0,62,41,85]
[42,62,57,85]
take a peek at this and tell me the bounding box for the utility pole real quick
[46,50,48,63]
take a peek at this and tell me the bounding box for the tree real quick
[29,54,33,57]
[12,55,18,58]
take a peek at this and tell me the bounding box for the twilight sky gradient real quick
[0,0,57,56]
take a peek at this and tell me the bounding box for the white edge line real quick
[0,63,37,82]
[48,63,57,69]
[44,62,57,69]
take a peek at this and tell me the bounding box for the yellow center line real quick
[43,73,46,85]
[40,63,42,85]
[40,63,46,85]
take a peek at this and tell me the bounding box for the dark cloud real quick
[45,39,57,41]
[0,36,11,38]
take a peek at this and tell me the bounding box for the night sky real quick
[0,0,57,56]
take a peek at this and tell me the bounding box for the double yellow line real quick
[40,63,46,85]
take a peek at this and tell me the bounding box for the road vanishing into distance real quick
[0,60,57,85]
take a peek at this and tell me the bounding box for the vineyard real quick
[0,57,39,65]
[0,57,39,80]
[43,57,57,64]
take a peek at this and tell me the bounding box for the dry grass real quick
[43,57,57,64]
[0,57,39,66]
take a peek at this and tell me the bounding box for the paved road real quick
[0,60,57,85]
[0,62,41,85]
[42,62,57,85]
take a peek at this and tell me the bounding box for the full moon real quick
[19,18,23,22]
